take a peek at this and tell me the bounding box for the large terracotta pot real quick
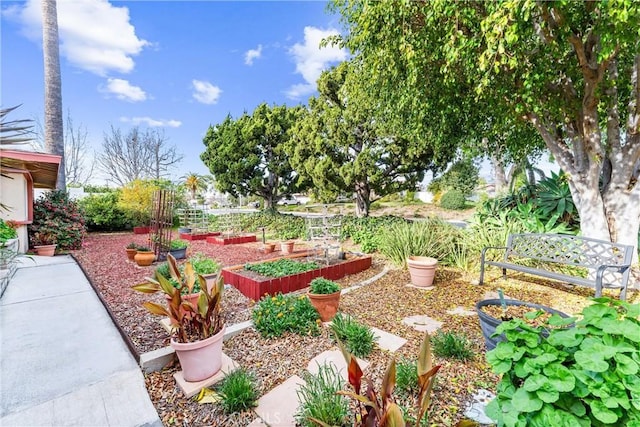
[407,256,438,287]
[281,241,295,254]
[134,250,155,266]
[34,244,57,257]
[171,325,226,382]
[262,243,276,254]
[308,291,341,322]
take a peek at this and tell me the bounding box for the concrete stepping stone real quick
[173,353,238,398]
[405,283,435,291]
[371,327,406,352]
[463,389,496,425]
[246,419,268,427]
[307,350,369,383]
[254,375,305,427]
[401,315,442,333]
[446,306,477,317]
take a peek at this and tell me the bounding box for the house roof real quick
[0,149,61,189]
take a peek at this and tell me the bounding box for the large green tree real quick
[331,0,640,263]
[201,103,304,209]
[288,62,455,217]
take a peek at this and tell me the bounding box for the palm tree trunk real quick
[42,0,66,189]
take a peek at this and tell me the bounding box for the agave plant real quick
[310,332,441,427]
[0,105,33,146]
[132,253,224,343]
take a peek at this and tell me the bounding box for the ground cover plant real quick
[431,331,475,361]
[215,368,259,414]
[296,363,350,427]
[244,258,319,278]
[251,293,321,338]
[330,313,377,358]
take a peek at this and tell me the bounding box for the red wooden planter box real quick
[207,235,257,245]
[133,226,150,235]
[180,232,220,241]
[222,254,372,300]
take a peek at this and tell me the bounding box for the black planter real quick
[476,299,571,351]
[169,248,187,260]
[178,227,192,234]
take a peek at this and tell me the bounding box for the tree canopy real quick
[201,103,304,210]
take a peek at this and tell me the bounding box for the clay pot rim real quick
[407,256,438,266]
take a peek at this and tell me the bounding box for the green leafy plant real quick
[136,246,151,252]
[431,331,474,361]
[132,253,224,343]
[485,297,640,426]
[189,252,220,275]
[310,277,340,294]
[296,363,350,427]
[0,219,18,244]
[29,190,86,250]
[216,368,259,413]
[252,293,320,338]
[395,358,419,397]
[169,239,188,250]
[126,242,138,250]
[78,191,133,231]
[335,332,441,427]
[244,258,319,278]
[330,313,377,358]
[439,189,467,210]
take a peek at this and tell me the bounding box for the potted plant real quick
[475,297,572,351]
[307,277,341,322]
[32,231,57,256]
[132,254,225,382]
[134,246,155,266]
[189,252,221,290]
[281,240,295,254]
[261,242,276,253]
[168,239,188,260]
[406,256,438,287]
[125,242,138,261]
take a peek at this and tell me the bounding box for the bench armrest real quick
[481,245,508,257]
[594,264,632,299]
[479,246,508,285]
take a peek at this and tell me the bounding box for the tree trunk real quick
[42,0,65,189]
[490,155,508,194]
[354,182,370,217]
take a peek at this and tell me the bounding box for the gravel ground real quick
[71,232,632,426]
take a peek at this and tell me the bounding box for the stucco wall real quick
[1,172,29,252]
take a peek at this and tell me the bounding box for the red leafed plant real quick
[131,253,224,343]
[316,332,441,427]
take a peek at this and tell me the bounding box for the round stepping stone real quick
[463,389,496,425]
[446,306,477,316]
[401,315,442,333]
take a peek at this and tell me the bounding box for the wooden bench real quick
[479,233,634,300]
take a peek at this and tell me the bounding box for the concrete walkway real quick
[0,255,161,427]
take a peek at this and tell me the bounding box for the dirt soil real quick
[71,231,633,426]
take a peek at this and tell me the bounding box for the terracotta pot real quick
[34,244,57,256]
[308,290,341,322]
[407,256,438,287]
[171,325,226,382]
[134,250,155,266]
[281,241,295,254]
[125,248,137,261]
[262,243,276,253]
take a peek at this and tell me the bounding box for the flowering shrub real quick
[252,293,320,338]
[29,190,86,250]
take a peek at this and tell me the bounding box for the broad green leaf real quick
[547,329,584,348]
[536,388,559,403]
[614,353,639,375]
[484,398,501,422]
[548,314,577,327]
[581,303,617,323]
[574,350,609,372]
[523,374,547,391]
[511,388,543,413]
[589,399,620,424]
[623,374,640,392]
[544,363,575,392]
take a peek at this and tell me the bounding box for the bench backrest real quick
[506,233,634,285]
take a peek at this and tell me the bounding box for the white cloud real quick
[244,44,263,65]
[120,117,182,128]
[101,78,146,102]
[7,0,148,75]
[192,80,222,105]
[286,26,347,100]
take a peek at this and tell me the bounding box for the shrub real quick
[431,331,474,361]
[395,358,419,397]
[0,219,17,244]
[296,363,350,427]
[245,258,319,278]
[117,179,159,226]
[439,189,467,210]
[79,192,133,231]
[330,313,376,358]
[485,297,640,426]
[216,368,258,413]
[310,277,340,294]
[252,293,320,338]
[340,215,407,253]
[29,190,85,250]
[169,239,188,250]
[378,218,460,268]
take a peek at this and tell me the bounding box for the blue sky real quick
[1,0,346,185]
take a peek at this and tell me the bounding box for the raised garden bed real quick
[207,234,257,245]
[179,232,220,241]
[222,253,372,299]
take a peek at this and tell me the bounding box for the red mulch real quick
[71,231,309,354]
